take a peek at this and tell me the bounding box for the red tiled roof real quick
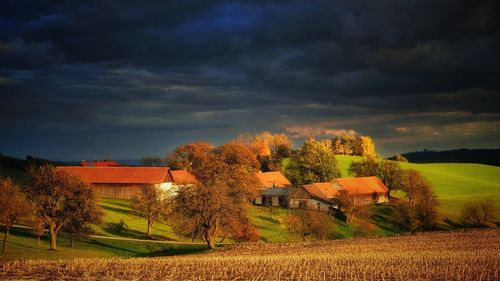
[80,160,121,167]
[170,170,199,185]
[302,181,343,202]
[255,171,291,188]
[335,176,389,195]
[56,166,172,184]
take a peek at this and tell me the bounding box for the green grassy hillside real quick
[335,155,500,220]
[0,167,28,184]
[1,157,499,261]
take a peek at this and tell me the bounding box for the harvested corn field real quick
[1,229,498,280]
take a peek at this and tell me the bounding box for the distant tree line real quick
[389,148,500,166]
[0,154,62,171]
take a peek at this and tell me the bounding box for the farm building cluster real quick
[58,160,389,212]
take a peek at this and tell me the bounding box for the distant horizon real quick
[2,145,499,163]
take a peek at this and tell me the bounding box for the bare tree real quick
[461,200,499,227]
[0,177,31,254]
[401,169,432,206]
[25,165,103,250]
[170,144,260,249]
[131,186,167,237]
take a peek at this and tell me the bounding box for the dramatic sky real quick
[1,0,499,160]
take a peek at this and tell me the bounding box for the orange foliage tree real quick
[0,177,31,254]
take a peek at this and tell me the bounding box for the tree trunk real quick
[206,235,215,249]
[2,227,9,254]
[49,223,57,250]
[147,220,152,237]
[204,229,216,249]
[70,239,74,247]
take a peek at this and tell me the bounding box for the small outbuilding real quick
[290,181,343,212]
[254,171,293,207]
[335,176,389,204]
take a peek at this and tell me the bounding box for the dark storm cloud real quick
[0,0,499,159]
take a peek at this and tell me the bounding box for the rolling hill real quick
[0,156,499,260]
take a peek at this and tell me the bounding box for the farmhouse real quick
[291,176,389,212]
[254,171,293,207]
[335,176,389,204]
[290,181,343,212]
[56,166,174,199]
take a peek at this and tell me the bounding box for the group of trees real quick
[348,157,440,232]
[234,131,293,172]
[0,166,103,253]
[329,135,377,157]
[286,138,341,185]
[144,131,293,174]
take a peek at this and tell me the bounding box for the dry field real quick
[1,229,499,280]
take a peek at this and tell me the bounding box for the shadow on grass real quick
[101,205,131,216]
[441,217,466,230]
[100,199,132,209]
[87,239,141,255]
[101,223,148,239]
[256,215,280,224]
[370,204,401,234]
[135,244,210,257]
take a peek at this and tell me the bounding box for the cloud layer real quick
[1,0,499,159]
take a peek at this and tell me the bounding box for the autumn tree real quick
[170,143,260,249]
[332,135,357,155]
[0,177,31,254]
[60,185,103,247]
[378,160,405,196]
[236,132,292,172]
[286,138,341,185]
[348,156,379,177]
[356,136,376,157]
[392,170,439,233]
[167,142,214,172]
[215,142,261,200]
[401,169,432,206]
[349,158,405,197]
[131,186,168,237]
[337,192,374,223]
[25,165,103,250]
[31,218,45,246]
[283,209,334,241]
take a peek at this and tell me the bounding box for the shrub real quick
[108,219,129,234]
[235,225,260,242]
[461,200,499,227]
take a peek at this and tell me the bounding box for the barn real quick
[254,171,293,207]
[56,166,173,199]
